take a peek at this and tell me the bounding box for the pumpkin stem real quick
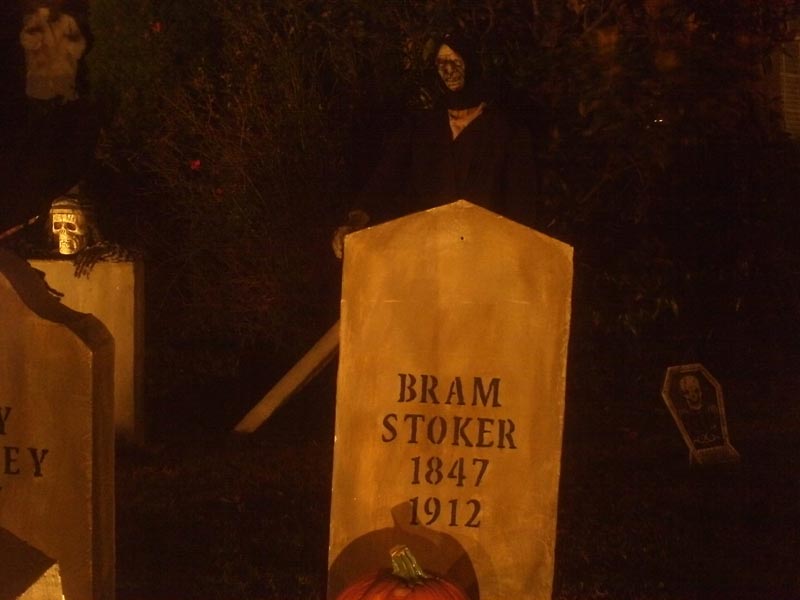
[390,545,431,584]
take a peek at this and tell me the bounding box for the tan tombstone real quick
[328,200,573,600]
[30,259,146,443]
[0,250,115,600]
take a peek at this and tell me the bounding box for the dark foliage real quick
[82,0,800,426]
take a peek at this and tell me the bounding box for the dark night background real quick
[1,1,799,598]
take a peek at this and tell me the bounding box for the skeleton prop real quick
[678,374,721,446]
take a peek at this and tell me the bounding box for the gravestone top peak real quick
[351,199,569,246]
[343,200,572,304]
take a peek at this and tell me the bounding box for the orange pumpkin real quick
[335,545,470,600]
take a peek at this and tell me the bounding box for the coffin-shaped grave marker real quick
[662,363,740,466]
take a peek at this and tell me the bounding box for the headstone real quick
[29,259,145,443]
[0,527,63,599]
[661,363,740,466]
[0,249,115,600]
[328,201,573,600]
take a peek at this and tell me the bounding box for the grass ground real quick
[115,362,800,600]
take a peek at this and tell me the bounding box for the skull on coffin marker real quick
[48,187,99,256]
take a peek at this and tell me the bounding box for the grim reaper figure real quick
[333,32,537,257]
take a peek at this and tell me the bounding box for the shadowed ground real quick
[115,359,799,600]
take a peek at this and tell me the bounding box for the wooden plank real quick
[234,321,340,433]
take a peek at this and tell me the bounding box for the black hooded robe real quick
[356,32,537,227]
[358,103,537,227]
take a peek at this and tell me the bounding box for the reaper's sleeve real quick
[354,115,415,224]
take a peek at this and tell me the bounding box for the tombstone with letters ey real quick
[661,363,740,466]
[328,201,573,600]
[0,249,114,600]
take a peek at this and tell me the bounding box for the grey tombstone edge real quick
[661,363,740,466]
[328,200,573,600]
[0,249,115,600]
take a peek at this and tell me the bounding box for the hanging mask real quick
[20,7,87,101]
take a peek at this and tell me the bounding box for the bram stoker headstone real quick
[0,249,114,600]
[328,201,573,600]
[661,363,740,466]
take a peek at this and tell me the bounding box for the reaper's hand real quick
[331,209,370,259]
[73,241,137,278]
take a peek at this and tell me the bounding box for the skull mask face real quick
[49,198,90,255]
[679,375,703,411]
[436,44,466,92]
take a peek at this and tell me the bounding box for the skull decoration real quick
[678,375,703,411]
[678,373,721,446]
[49,191,94,255]
[20,7,87,101]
